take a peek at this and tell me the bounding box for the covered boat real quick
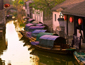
[24,23,34,31]
[19,30,47,40]
[36,32,54,41]
[74,51,85,65]
[28,26,45,32]
[31,35,76,54]
[36,23,43,26]
[28,18,35,23]
[31,30,47,37]
[24,23,44,31]
[39,35,66,48]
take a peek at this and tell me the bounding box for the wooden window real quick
[0,0,3,10]
[55,14,56,21]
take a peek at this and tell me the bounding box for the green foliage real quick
[30,0,65,10]
[20,23,25,27]
[29,0,65,17]
[18,0,24,5]
[12,0,27,6]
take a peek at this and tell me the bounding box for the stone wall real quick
[0,9,6,28]
[0,10,6,23]
[43,19,53,32]
[55,26,65,37]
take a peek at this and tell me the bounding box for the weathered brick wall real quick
[0,0,3,10]
[0,9,6,26]
[43,19,53,32]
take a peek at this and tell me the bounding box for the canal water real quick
[0,20,79,65]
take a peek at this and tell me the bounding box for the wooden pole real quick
[66,15,68,35]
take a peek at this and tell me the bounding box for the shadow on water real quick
[0,29,7,54]
[0,28,7,65]
[30,49,79,65]
[0,20,79,65]
[19,36,79,65]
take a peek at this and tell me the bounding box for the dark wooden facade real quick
[65,15,85,49]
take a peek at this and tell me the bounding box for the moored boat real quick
[74,51,85,65]
[30,35,76,55]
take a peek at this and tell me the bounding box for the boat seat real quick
[52,48,61,50]
[54,45,61,48]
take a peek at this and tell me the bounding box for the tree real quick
[12,0,27,22]
[12,0,28,6]
[30,0,65,19]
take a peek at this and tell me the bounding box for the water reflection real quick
[0,20,79,65]
[30,49,78,65]
[0,21,37,65]
[20,30,79,65]
[0,58,5,65]
[0,27,7,55]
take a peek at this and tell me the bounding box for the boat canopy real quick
[32,30,46,34]
[39,35,66,48]
[36,32,54,41]
[36,23,43,26]
[29,26,45,29]
[25,23,34,27]
[24,23,34,31]
[28,18,35,23]
[31,30,47,37]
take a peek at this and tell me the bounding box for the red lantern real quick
[69,17,74,23]
[78,18,83,25]
[4,4,10,8]
[64,15,67,20]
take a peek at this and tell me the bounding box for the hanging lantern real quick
[4,4,10,8]
[78,18,83,25]
[64,15,67,20]
[69,17,74,23]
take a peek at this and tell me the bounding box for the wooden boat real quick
[19,31,75,55]
[24,23,45,31]
[19,29,47,42]
[74,51,85,65]
[19,30,58,43]
[30,35,76,55]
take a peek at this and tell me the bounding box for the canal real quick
[0,20,79,65]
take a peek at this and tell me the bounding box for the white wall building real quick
[25,0,32,17]
[32,9,43,23]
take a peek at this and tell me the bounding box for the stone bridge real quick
[5,5,17,15]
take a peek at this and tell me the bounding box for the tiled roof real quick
[52,0,85,11]
[62,1,85,17]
